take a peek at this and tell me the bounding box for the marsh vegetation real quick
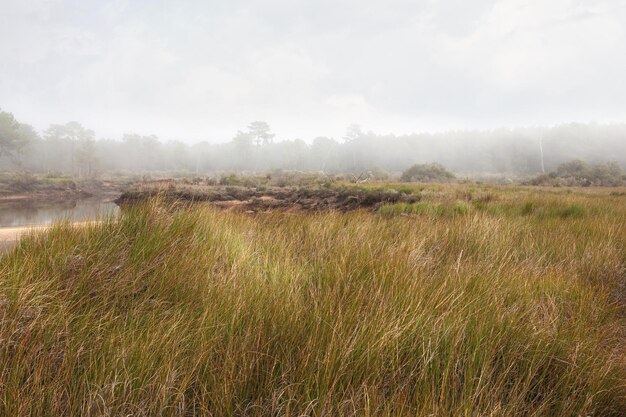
[1,184,624,416]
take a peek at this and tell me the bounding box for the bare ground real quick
[115,186,420,212]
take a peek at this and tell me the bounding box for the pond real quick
[0,199,119,228]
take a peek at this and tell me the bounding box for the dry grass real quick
[0,185,624,416]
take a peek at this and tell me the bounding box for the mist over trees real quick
[1,108,625,178]
[0,109,37,161]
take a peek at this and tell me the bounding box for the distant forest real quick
[1,109,625,177]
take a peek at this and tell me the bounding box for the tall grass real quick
[0,187,625,416]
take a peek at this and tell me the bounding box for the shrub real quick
[555,159,590,179]
[219,174,243,186]
[395,186,414,195]
[453,200,470,215]
[369,168,390,181]
[400,163,455,183]
[528,160,625,186]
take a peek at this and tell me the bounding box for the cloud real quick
[0,0,625,141]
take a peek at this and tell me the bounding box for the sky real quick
[1,0,625,143]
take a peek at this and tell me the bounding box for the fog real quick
[1,1,625,175]
[1,114,625,178]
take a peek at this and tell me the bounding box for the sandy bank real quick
[0,221,101,252]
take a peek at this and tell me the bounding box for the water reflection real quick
[0,199,119,227]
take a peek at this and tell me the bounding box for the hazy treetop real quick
[1,0,625,142]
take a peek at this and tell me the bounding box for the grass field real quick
[1,185,624,416]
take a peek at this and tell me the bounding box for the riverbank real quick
[0,221,103,253]
[0,174,127,207]
[0,224,46,252]
[0,174,123,237]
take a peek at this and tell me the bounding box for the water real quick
[0,199,119,228]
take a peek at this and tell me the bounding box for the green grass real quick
[378,200,472,217]
[0,186,625,416]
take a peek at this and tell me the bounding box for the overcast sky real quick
[1,0,625,142]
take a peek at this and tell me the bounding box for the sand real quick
[0,222,101,253]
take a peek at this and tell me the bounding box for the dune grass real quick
[0,186,624,416]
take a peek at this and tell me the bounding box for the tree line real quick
[1,108,625,177]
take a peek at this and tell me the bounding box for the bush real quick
[368,168,390,181]
[400,163,455,183]
[219,174,243,186]
[555,159,590,179]
[528,160,625,186]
